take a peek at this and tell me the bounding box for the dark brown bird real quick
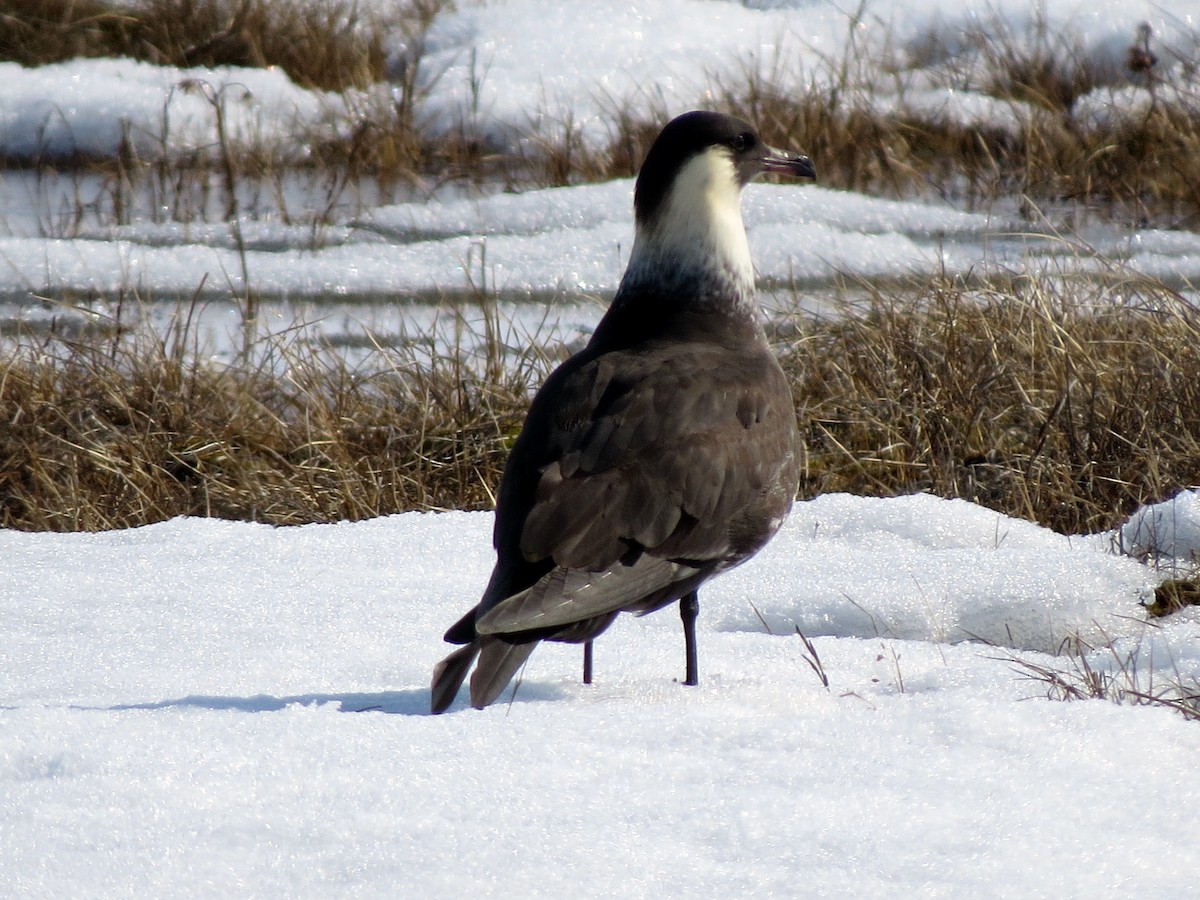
[1126,22,1157,79]
[430,111,814,713]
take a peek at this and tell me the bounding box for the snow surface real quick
[2,0,1199,317]
[0,57,343,162]
[4,493,1200,897]
[1119,488,1200,574]
[4,0,1192,160]
[0,179,1006,297]
[4,3,1200,893]
[416,0,1197,143]
[2,171,1195,314]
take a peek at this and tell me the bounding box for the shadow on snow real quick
[95,682,567,716]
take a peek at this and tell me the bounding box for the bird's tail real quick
[429,637,537,713]
[470,638,536,709]
[430,641,479,714]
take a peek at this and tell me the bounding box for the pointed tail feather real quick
[470,639,537,709]
[430,641,480,714]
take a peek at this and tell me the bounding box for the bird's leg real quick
[583,639,594,684]
[680,591,699,686]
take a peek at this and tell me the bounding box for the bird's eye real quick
[730,133,751,151]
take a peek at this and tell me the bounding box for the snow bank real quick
[716,493,1155,652]
[3,494,1199,897]
[1118,489,1200,571]
[0,58,340,161]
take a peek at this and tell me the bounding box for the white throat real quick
[625,148,756,301]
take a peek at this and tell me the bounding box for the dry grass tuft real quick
[4,270,1199,535]
[0,0,406,91]
[1,0,461,188]
[506,96,669,189]
[966,10,1105,113]
[0,301,547,531]
[1005,634,1200,721]
[717,16,1200,222]
[781,269,1200,535]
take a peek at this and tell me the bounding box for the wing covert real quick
[515,341,795,573]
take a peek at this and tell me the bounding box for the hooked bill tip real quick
[762,149,816,181]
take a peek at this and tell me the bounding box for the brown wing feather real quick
[484,338,796,632]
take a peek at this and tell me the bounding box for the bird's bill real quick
[762,147,816,180]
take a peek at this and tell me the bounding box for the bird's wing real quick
[475,555,695,634]
[521,342,794,567]
[479,340,796,632]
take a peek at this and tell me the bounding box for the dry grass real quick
[3,271,1199,535]
[0,0,398,91]
[0,0,453,193]
[781,269,1200,535]
[0,299,547,531]
[1005,633,1200,722]
[718,13,1200,222]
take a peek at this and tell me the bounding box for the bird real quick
[430,110,815,713]
[1126,22,1157,81]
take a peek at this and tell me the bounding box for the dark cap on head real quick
[634,110,816,224]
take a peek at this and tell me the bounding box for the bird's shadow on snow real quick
[106,691,432,715]
[100,684,566,716]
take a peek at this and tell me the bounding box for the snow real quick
[4,1,1200,894]
[2,0,1199,312]
[1,168,1193,324]
[1118,489,1200,573]
[0,181,1000,300]
[0,57,342,161]
[4,0,1190,167]
[4,494,1200,896]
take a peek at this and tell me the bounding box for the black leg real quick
[680,590,699,686]
[583,639,594,684]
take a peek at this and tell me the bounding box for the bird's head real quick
[626,111,815,300]
[634,110,815,230]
